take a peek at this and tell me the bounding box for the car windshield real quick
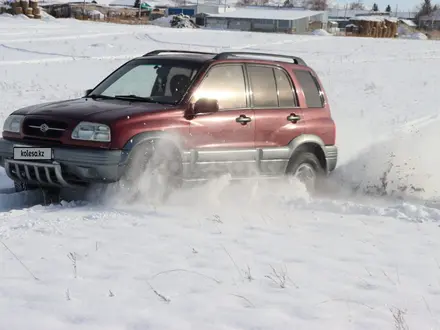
[89,60,202,104]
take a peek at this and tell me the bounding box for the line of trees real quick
[232,0,440,19]
[371,3,392,12]
[415,0,439,21]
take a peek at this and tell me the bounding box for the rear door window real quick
[247,65,278,108]
[274,68,297,107]
[293,70,324,108]
[247,65,298,108]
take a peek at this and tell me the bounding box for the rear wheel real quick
[286,151,325,194]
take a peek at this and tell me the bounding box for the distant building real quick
[164,4,235,18]
[205,8,327,33]
[327,7,416,19]
[326,7,416,29]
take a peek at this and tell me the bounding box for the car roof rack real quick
[213,51,307,66]
[143,50,217,57]
[142,50,307,66]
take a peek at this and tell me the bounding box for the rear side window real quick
[247,65,278,107]
[293,70,324,108]
[247,65,297,108]
[274,68,297,107]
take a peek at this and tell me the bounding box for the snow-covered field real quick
[1,15,440,330]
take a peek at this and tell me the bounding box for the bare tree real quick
[307,0,328,10]
[415,0,434,25]
[236,0,255,6]
[349,1,365,10]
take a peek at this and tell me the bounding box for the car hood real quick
[12,97,181,122]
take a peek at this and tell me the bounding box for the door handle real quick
[236,115,252,125]
[287,113,301,123]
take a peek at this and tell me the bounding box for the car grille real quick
[22,118,68,139]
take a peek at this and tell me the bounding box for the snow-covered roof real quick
[208,8,324,21]
[327,8,370,18]
[327,7,416,19]
[399,19,416,27]
[350,15,398,22]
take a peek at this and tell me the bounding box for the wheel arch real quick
[286,134,327,173]
[121,130,185,164]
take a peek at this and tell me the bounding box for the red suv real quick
[0,50,337,199]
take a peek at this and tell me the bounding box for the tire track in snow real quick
[0,53,141,66]
[0,33,312,66]
[0,31,137,44]
[0,43,91,59]
[140,31,317,51]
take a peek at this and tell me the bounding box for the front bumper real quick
[0,138,127,188]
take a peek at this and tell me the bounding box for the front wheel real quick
[286,152,325,194]
[14,181,61,205]
[14,181,38,193]
[121,141,183,203]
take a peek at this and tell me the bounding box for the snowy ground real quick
[1,15,440,330]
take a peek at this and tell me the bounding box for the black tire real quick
[14,181,38,193]
[122,140,183,202]
[285,151,325,194]
[14,181,61,205]
[42,188,62,205]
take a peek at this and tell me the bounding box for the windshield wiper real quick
[114,95,155,102]
[88,94,115,100]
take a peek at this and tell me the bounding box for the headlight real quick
[3,115,24,133]
[71,122,111,142]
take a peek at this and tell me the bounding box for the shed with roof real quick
[205,8,327,33]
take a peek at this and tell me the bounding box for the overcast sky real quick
[371,0,419,11]
[335,0,421,11]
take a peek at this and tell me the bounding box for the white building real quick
[205,8,327,33]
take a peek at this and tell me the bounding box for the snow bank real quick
[151,14,197,28]
[40,10,57,21]
[0,13,30,19]
[151,15,173,27]
[351,15,398,22]
[312,29,331,36]
[397,27,428,40]
[409,32,428,40]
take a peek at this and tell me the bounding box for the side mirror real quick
[85,89,93,96]
[193,98,219,115]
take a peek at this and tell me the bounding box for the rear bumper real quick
[0,138,127,188]
[323,145,338,173]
